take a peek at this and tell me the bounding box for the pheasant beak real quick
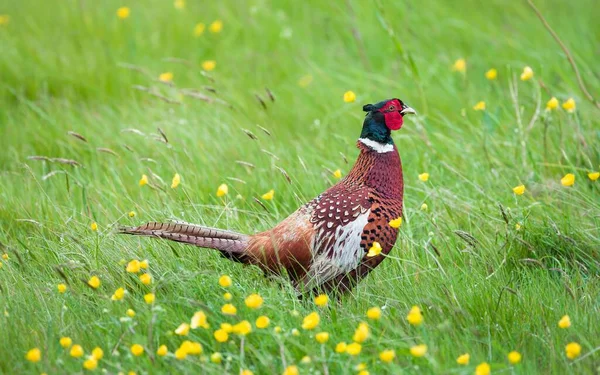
[400,104,416,116]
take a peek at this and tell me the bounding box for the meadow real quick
[1,0,599,374]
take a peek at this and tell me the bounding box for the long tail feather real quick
[118,221,249,255]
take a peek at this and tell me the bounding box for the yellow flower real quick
[25,348,41,362]
[473,101,486,111]
[366,307,381,320]
[410,344,427,357]
[314,294,328,307]
[315,332,329,344]
[452,58,466,73]
[355,363,367,371]
[352,322,369,343]
[232,320,252,335]
[256,316,270,329]
[335,342,347,353]
[558,315,571,329]
[126,309,136,317]
[418,172,429,182]
[475,362,491,375]
[366,241,382,257]
[156,345,168,357]
[159,72,173,83]
[111,287,125,301]
[346,342,362,356]
[379,349,395,363]
[214,329,229,342]
[283,365,299,375]
[301,312,320,330]
[562,98,576,113]
[140,259,148,269]
[588,172,600,181]
[174,0,185,10]
[485,68,497,80]
[333,169,342,179]
[193,23,205,37]
[508,351,521,364]
[128,211,136,217]
[131,344,144,356]
[245,293,264,309]
[139,273,152,285]
[407,305,423,326]
[223,292,232,300]
[421,203,428,211]
[515,223,522,231]
[181,341,202,355]
[566,342,581,359]
[298,74,313,87]
[92,347,103,360]
[144,293,155,304]
[70,344,84,358]
[291,328,300,336]
[87,276,100,289]
[175,323,191,336]
[126,259,141,273]
[241,370,254,375]
[221,303,237,315]
[546,97,559,111]
[171,173,181,188]
[60,337,72,348]
[216,184,228,197]
[175,348,187,360]
[116,7,130,19]
[210,352,222,364]
[456,353,470,365]
[218,274,232,287]
[139,174,148,186]
[343,91,356,103]
[357,371,369,375]
[221,323,233,333]
[209,20,223,33]
[513,185,526,195]
[191,311,209,329]
[520,66,534,81]
[561,173,575,187]
[0,15,10,26]
[202,60,216,71]
[300,355,311,364]
[274,326,282,333]
[83,357,98,370]
[58,283,67,293]
[90,222,98,231]
[261,189,275,200]
[388,217,402,229]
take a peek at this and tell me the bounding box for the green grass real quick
[1,0,599,374]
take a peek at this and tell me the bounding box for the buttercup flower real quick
[508,351,521,364]
[407,305,423,326]
[262,189,275,200]
[562,98,576,112]
[256,316,270,329]
[157,345,168,356]
[193,23,205,37]
[0,15,10,26]
[171,173,181,188]
[159,72,173,83]
[70,345,84,358]
[221,304,237,315]
[139,273,152,285]
[223,292,232,300]
[117,7,130,19]
[60,337,73,348]
[366,241,382,257]
[314,294,328,307]
[418,173,429,182]
[515,223,522,231]
[87,276,100,289]
[139,174,148,186]
[26,348,41,362]
[219,275,232,287]
[410,344,427,357]
[191,311,209,329]
[127,260,141,273]
[214,329,228,342]
[221,323,233,333]
[333,169,342,179]
[92,347,103,360]
[216,184,228,197]
[335,342,347,353]
[388,217,402,229]
[209,20,223,33]
[131,344,144,356]
[291,328,300,336]
[90,222,98,231]
[175,323,190,336]
[473,101,486,111]
[561,173,575,187]
[283,365,299,375]
[232,320,252,335]
[83,357,98,370]
[558,315,571,329]
[379,349,395,363]
[301,356,311,364]
[565,342,581,359]
[452,58,466,73]
[475,362,491,375]
[546,97,559,111]
[202,60,216,71]
[58,283,67,293]
[346,342,362,356]
[367,307,381,320]
[111,287,125,301]
[210,352,222,363]
[315,332,329,344]
[456,353,470,365]
[343,91,356,103]
[485,68,497,80]
[301,312,320,330]
[513,185,526,195]
[126,309,136,317]
[174,0,185,10]
[588,172,600,181]
[128,211,136,217]
[245,293,263,309]
[144,293,155,304]
[421,203,428,211]
[520,66,534,81]
[352,322,369,343]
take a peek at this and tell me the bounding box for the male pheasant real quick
[119,98,415,294]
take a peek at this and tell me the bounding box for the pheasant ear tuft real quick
[363,104,375,112]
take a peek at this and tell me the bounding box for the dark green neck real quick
[360,114,393,144]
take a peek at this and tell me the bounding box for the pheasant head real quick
[360,98,416,144]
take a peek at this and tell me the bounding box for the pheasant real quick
[119,98,415,294]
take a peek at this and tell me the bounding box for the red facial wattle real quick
[383,111,403,130]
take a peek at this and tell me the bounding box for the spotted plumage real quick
[119,98,415,295]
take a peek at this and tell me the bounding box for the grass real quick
[1,0,599,374]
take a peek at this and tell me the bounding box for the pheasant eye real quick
[387,105,395,111]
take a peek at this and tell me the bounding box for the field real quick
[1,0,599,374]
